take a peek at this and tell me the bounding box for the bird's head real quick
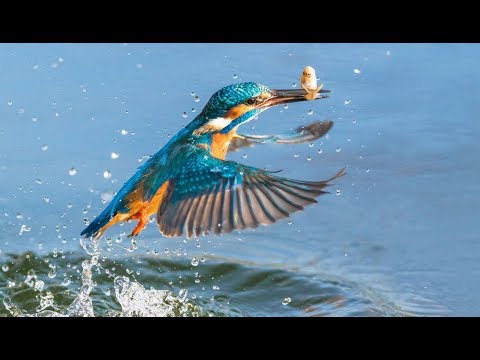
[193,82,330,135]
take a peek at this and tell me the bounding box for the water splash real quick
[1,236,207,317]
[62,238,100,316]
[113,277,202,317]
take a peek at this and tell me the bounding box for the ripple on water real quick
[0,251,447,317]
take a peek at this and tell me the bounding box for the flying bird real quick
[81,82,345,240]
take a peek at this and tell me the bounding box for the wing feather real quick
[156,145,345,238]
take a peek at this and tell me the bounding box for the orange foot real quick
[127,208,148,237]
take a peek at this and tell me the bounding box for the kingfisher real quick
[81,82,345,240]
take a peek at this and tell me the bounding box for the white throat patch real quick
[206,117,231,129]
[193,117,231,135]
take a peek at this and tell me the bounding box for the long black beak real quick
[265,88,331,107]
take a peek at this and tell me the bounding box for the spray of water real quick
[2,236,203,317]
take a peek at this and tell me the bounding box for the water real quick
[1,43,479,316]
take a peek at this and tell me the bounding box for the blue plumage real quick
[81,81,343,239]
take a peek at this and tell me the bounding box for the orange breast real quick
[211,130,236,160]
[98,181,170,235]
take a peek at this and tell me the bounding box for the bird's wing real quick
[228,120,334,152]
[156,145,345,238]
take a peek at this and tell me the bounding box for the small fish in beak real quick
[300,66,324,101]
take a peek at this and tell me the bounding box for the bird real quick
[80,81,345,240]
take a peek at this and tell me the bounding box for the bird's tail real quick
[80,206,113,239]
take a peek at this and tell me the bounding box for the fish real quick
[300,66,324,101]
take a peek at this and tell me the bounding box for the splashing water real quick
[1,236,206,317]
[62,238,100,316]
[113,277,202,317]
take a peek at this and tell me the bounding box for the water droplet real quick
[43,197,50,204]
[190,91,196,96]
[103,170,112,179]
[232,74,238,79]
[111,152,120,159]
[101,191,115,202]
[352,119,357,124]
[35,179,43,184]
[344,99,351,105]
[19,224,31,235]
[194,279,200,283]
[32,117,38,122]
[308,143,314,148]
[16,213,23,219]
[7,101,12,106]
[61,278,71,286]
[178,288,188,302]
[58,57,64,63]
[307,109,313,115]
[34,280,45,291]
[242,153,247,159]
[48,269,57,278]
[121,129,128,135]
[137,155,150,163]
[291,82,297,88]
[282,297,292,305]
[336,147,341,153]
[288,220,292,225]
[307,156,312,161]
[318,149,323,154]
[182,112,188,118]
[194,96,200,102]
[354,68,361,74]
[191,257,199,267]
[386,50,391,56]
[41,144,48,151]
[68,167,77,176]
[191,108,196,113]
[212,285,220,290]
[336,189,341,196]
[293,154,299,158]
[2,265,9,272]
[283,104,289,110]
[366,168,370,173]
[200,257,206,263]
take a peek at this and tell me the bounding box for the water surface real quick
[1,43,478,316]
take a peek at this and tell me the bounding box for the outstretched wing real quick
[228,120,334,152]
[156,147,345,238]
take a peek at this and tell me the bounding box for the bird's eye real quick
[246,98,257,105]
